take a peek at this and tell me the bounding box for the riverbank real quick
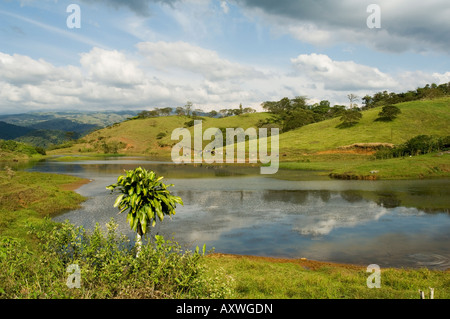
[203,253,450,299]
[44,150,450,181]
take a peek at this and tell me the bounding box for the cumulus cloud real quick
[290,53,398,91]
[0,46,448,114]
[232,0,450,53]
[0,45,266,113]
[137,41,264,81]
[80,48,145,87]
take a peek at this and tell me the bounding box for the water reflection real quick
[24,157,450,270]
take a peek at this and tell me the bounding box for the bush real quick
[374,135,450,159]
[34,147,46,155]
[336,109,362,128]
[156,132,167,140]
[0,139,39,156]
[376,105,401,121]
[0,219,232,299]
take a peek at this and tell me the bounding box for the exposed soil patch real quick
[60,178,91,191]
[208,253,366,271]
[315,143,395,156]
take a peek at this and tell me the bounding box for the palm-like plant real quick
[106,167,183,254]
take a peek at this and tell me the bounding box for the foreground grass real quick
[203,254,450,299]
[0,170,87,241]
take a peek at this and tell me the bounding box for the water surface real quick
[26,157,450,270]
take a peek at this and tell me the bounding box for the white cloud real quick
[0,52,77,85]
[0,46,448,114]
[220,1,229,14]
[290,53,398,91]
[137,41,264,81]
[80,48,145,87]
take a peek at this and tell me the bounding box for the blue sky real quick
[0,0,449,114]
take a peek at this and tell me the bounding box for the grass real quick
[279,152,450,180]
[0,170,87,242]
[47,113,271,158]
[203,254,450,299]
[278,97,450,156]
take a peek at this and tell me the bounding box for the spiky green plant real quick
[106,167,183,254]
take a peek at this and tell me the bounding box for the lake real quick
[25,157,450,270]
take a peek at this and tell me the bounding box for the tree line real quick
[135,102,256,119]
[259,82,450,132]
[361,82,450,109]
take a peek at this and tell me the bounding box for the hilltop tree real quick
[160,107,173,116]
[208,110,218,117]
[175,106,185,116]
[347,94,359,109]
[184,101,193,118]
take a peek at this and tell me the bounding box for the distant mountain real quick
[0,121,34,140]
[28,119,100,134]
[0,110,139,148]
[15,129,81,149]
[0,110,139,128]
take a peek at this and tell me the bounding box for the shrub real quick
[374,135,450,159]
[0,219,233,299]
[336,109,362,128]
[376,105,401,121]
[156,132,167,140]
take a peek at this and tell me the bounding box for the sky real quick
[0,0,449,114]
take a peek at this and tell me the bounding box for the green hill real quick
[50,98,450,157]
[15,130,80,149]
[49,112,271,157]
[48,98,449,179]
[277,97,450,156]
[0,121,33,140]
[28,119,100,134]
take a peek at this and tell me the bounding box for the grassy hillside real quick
[0,139,46,162]
[48,98,449,179]
[278,97,450,157]
[48,112,271,157]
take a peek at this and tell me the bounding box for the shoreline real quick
[207,253,450,272]
[43,151,450,180]
[59,177,92,191]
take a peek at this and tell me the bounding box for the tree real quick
[347,94,359,109]
[160,107,173,116]
[362,95,374,109]
[175,106,185,116]
[184,101,193,117]
[106,167,183,255]
[337,109,362,128]
[312,100,331,120]
[376,105,401,121]
[208,110,218,117]
[283,109,315,131]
